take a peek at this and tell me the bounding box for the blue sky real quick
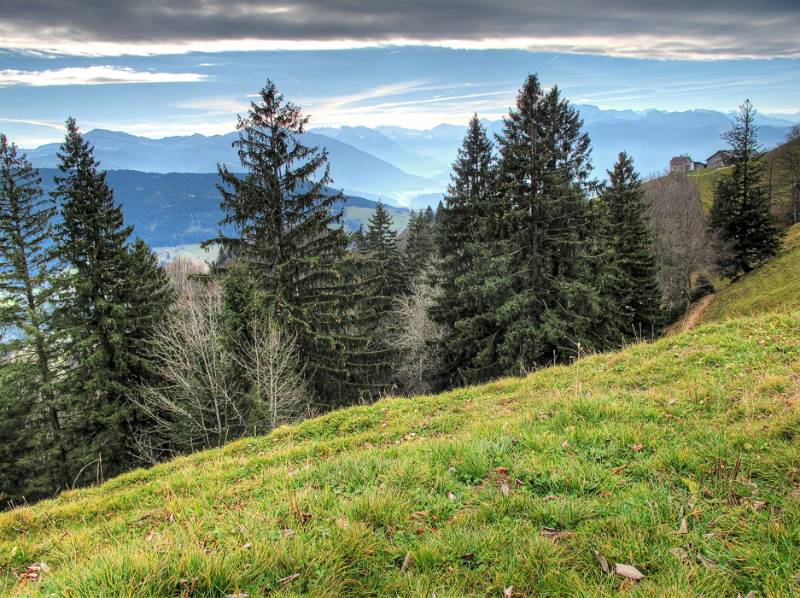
[1,0,798,147]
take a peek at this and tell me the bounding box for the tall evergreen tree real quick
[404,207,437,280]
[53,118,171,481]
[364,202,407,301]
[599,152,662,338]
[209,80,393,407]
[711,100,782,277]
[0,135,68,493]
[493,74,602,372]
[431,115,503,387]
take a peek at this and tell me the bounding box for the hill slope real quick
[2,314,800,595]
[702,224,800,323]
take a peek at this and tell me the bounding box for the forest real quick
[0,73,794,506]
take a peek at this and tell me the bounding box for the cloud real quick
[0,65,207,86]
[0,1,797,60]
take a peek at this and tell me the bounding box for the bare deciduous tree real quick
[642,173,716,311]
[133,284,309,463]
[393,278,443,396]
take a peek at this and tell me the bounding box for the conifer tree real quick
[364,202,407,301]
[599,152,662,338]
[404,207,437,280]
[209,81,393,407]
[53,118,171,480]
[0,135,68,491]
[493,74,602,372]
[431,115,503,386]
[711,100,781,277]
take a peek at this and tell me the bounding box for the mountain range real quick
[24,105,797,209]
[21,105,797,259]
[36,169,411,255]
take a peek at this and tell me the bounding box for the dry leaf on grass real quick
[401,552,413,573]
[678,517,689,534]
[503,586,514,597]
[669,547,689,562]
[615,563,644,581]
[631,443,644,452]
[697,554,717,569]
[500,483,510,497]
[540,526,574,542]
[278,573,300,586]
[594,550,611,574]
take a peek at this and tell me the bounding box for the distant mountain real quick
[24,106,796,207]
[36,169,409,251]
[375,107,795,180]
[311,125,448,179]
[26,129,440,204]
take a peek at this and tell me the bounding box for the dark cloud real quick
[1,0,798,59]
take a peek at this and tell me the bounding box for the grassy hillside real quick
[3,314,800,596]
[702,224,800,323]
[688,166,730,211]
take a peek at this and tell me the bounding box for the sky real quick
[0,1,798,147]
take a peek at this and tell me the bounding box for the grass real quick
[703,223,800,323]
[3,313,800,596]
[688,166,730,211]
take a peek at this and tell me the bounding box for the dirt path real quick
[667,293,716,334]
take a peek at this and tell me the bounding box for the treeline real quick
[0,75,786,506]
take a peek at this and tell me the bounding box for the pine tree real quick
[364,202,407,301]
[711,100,782,277]
[430,115,503,387]
[493,74,602,373]
[53,118,171,481]
[599,152,662,339]
[0,135,68,493]
[209,81,394,407]
[404,207,437,280]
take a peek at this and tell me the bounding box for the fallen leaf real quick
[697,554,716,569]
[500,483,510,497]
[540,526,574,542]
[600,490,612,498]
[631,443,644,452]
[615,563,644,581]
[543,494,557,502]
[495,466,509,475]
[242,542,252,550]
[612,464,629,475]
[447,492,456,501]
[278,573,300,586]
[678,517,689,534]
[669,547,689,562]
[503,586,514,598]
[280,528,294,537]
[225,593,248,598]
[401,552,413,574]
[594,550,611,574]
[668,399,677,406]
[561,440,570,449]
[752,500,767,511]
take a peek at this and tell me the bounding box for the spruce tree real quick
[53,118,171,481]
[364,202,407,301]
[493,74,602,372]
[711,100,781,277]
[431,115,503,387]
[209,80,394,407]
[0,135,68,492]
[404,207,437,280]
[599,152,662,339]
